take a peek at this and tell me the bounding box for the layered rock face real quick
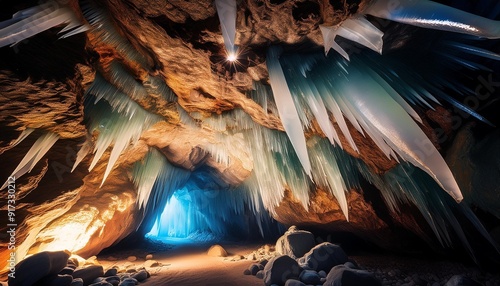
[0,0,499,277]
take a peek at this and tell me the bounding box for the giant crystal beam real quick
[266,46,312,178]
[364,0,500,39]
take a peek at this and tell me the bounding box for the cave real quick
[0,0,499,285]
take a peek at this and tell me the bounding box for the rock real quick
[284,279,306,286]
[34,274,73,286]
[72,265,104,285]
[249,263,261,275]
[8,250,71,286]
[70,278,84,286]
[118,278,138,286]
[299,242,348,272]
[247,253,256,260]
[104,276,121,286]
[256,270,265,279]
[299,270,321,285]
[318,270,327,278]
[232,255,245,261]
[144,260,161,268]
[344,261,357,269]
[445,275,482,286]
[276,226,316,259]
[243,269,252,275]
[104,268,118,276]
[131,269,149,282]
[324,265,381,286]
[59,267,75,275]
[127,256,137,262]
[145,254,153,260]
[259,259,269,267]
[263,255,301,286]
[106,256,118,261]
[69,255,86,267]
[88,282,113,286]
[207,245,228,257]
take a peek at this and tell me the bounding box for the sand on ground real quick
[98,238,264,286]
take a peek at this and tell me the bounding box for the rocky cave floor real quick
[90,236,500,286]
[5,230,500,286]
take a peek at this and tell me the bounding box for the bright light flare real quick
[227,52,237,62]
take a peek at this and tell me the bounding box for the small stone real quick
[247,253,256,260]
[256,270,265,279]
[232,255,244,261]
[131,270,149,282]
[104,276,121,286]
[259,259,269,267]
[207,245,228,257]
[249,263,261,275]
[88,282,112,286]
[299,270,321,285]
[318,270,327,278]
[59,267,75,275]
[284,279,306,286]
[118,278,138,286]
[106,256,118,261]
[144,260,160,268]
[73,265,104,285]
[243,269,251,275]
[145,254,153,260]
[104,268,118,277]
[126,268,137,273]
[127,256,137,262]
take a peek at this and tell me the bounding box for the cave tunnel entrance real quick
[144,181,285,245]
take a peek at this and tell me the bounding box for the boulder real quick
[72,265,104,285]
[263,255,301,286]
[207,245,228,257]
[324,265,381,286]
[70,278,84,286]
[276,226,316,259]
[8,250,71,286]
[299,242,348,272]
[34,274,73,286]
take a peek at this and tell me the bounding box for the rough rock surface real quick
[298,242,348,272]
[324,264,381,286]
[275,226,316,259]
[207,244,228,257]
[8,251,70,286]
[0,0,499,277]
[263,255,301,286]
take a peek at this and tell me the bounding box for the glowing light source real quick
[227,52,237,62]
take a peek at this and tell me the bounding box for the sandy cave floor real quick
[95,238,500,286]
[97,238,264,286]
